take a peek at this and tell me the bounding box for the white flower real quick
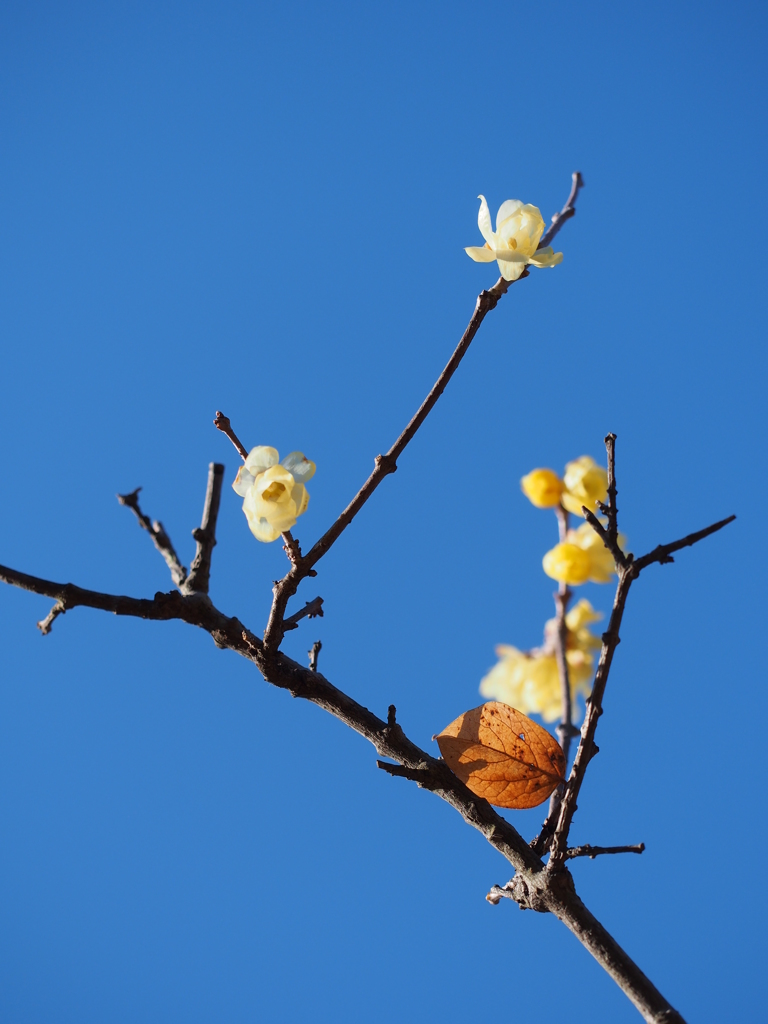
[465,196,563,282]
[232,446,316,542]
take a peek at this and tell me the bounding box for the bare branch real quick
[308,640,322,671]
[281,531,303,566]
[549,445,736,875]
[540,171,584,249]
[261,173,585,653]
[283,596,324,632]
[117,488,188,588]
[633,514,736,573]
[0,554,686,1022]
[566,843,645,860]
[213,410,249,461]
[184,463,225,595]
[37,601,66,635]
[583,507,629,568]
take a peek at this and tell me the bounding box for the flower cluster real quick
[520,455,625,587]
[521,455,608,515]
[465,196,563,282]
[543,522,618,586]
[479,600,602,723]
[232,446,316,542]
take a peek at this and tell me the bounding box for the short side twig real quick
[633,514,736,572]
[213,411,249,461]
[566,843,645,860]
[184,463,225,595]
[539,171,584,249]
[37,601,66,635]
[117,488,188,588]
[283,597,324,632]
[308,640,322,671]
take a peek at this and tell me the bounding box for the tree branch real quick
[566,843,645,860]
[184,462,225,595]
[540,171,584,249]
[308,640,322,671]
[550,443,736,874]
[117,488,188,588]
[632,514,736,572]
[283,596,324,632]
[260,173,585,653]
[0,556,685,1022]
[213,411,249,461]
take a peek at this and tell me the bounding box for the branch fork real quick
[0,174,700,1024]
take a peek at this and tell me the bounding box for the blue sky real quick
[0,1,765,1021]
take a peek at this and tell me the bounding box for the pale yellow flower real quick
[561,456,608,516]
[521,468,564,508]
[479,601,602,723]
[543,523,625,585]
[232,446,316,542]
[465,196,563,282]
[542,542,591,586]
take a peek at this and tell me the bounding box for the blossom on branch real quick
[479,599,602,722]
[232,446,316,542]
[520,468,564,508]
[543,522,623,585]
[464,196,563,282]
[520,455,608,514]
[561,455,608,516]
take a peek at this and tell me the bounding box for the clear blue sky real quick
[0,1,765,1021]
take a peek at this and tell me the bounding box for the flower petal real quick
[281,451,316,483]
[493,249,528,263]
[529,247,563,268]
[292,482,310,517]
[497,259,527,282]
[465,246,497,263]
[495,199,523,231]
[477,195,495,247]
[519,204,545,251]
[246,516,282,543]
[232,465,255,497]
[245,446,279,476]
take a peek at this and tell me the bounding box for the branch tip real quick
[213,410,249,461]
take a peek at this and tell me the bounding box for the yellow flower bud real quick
[561,456,608,516]
[542,542,591,586]
[520,468,564,508]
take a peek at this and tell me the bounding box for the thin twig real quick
[184,463,225,595]
[553,584,575,759]
[566,843,645,860]
[308,640,322,671]
[582,507,629,568]
[37,601,66,635]
[283,597,324,632]
[260,174,585,654]
[632,514,736,572]
[117,488,188,588]
[213,411,249,461]
[554,503,569,543]
[539,171,584,249]
[549,469,735,875]
[584,432,628,568]
[602,433,620,552]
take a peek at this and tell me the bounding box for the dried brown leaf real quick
[435,702,566,809]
